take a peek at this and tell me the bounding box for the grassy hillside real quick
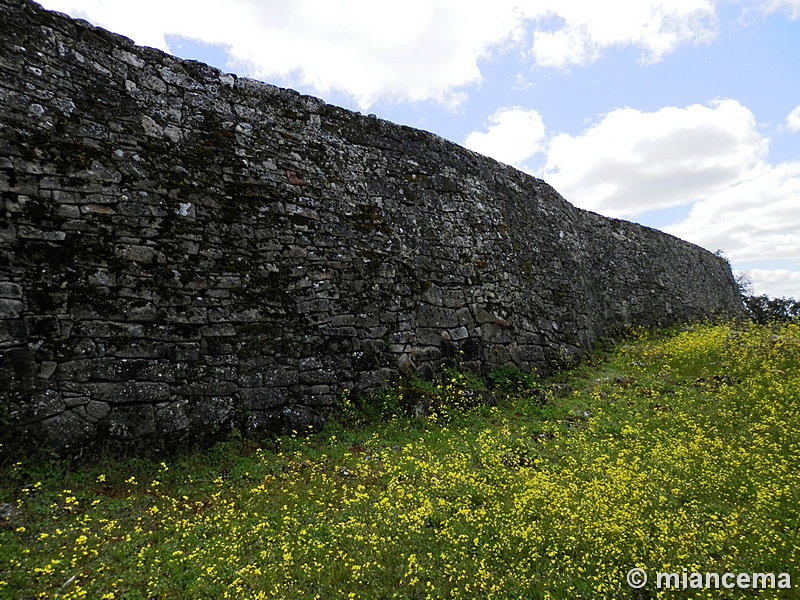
[1,322,798,599]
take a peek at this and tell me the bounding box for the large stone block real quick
[240,387,287,410]
[106,405,156,440]
[0,299,23,319]
[38,411,94,451]
[13,390,65,425]
[187,397,234,432]
[84,382,171,403]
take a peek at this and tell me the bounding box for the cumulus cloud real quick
[464,108,546,169]
[747,269,800,298]
[39,0,199,55]
[527,0,718,69]
[663,160,800,297]
[761,0,800,18]
[787,105,800,132]
[664,161,800,265]
[38,0,722,109]
[38,0,526,109]
[539,99,767,217]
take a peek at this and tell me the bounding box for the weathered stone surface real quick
[85,400,110,421]
[82,382,171,404]
[187,397,234,432]
[12,389,64,425]
[0,283,23,299]
[0,0,744,455]
[37,411,94,451]
[240,387,288,411]
[0,299,23,319]
[156,400,190,433]
[105,405,156,440]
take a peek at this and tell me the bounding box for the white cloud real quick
[787,105,800,132]
[38,0,722,109]
[747,269,800,298]
[539,99,767,217]
[761,0,800,19]
[39,0,195,53]
[664,161,800,268]
[528,98,799,295]
[37,0,527,109]
[464,108,546,169]
[528,1,718,69]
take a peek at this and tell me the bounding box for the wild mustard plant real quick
[0,322,797,599]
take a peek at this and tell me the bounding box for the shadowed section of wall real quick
[0,0,744,455]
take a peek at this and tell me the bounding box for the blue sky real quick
[40,0,800,297]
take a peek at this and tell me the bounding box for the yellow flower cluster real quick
[1,322,797,598]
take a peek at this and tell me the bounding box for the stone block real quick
[299,357,322,371]
[411,346,441,362]
[106,405,156,439]
[14,389,64,425]
[416,328,442,346]
[16,227,65,241]
[0,299,23,318]
[38,361,57,379]
[174,380,237,396]
[107,340,167,359]
[263,366,298,387]
[84,382,170,403]
[278,405,325,434]
[0,220,15,243]
[38,411,94,451]
[417,304,458,329]
[299,368,337,385]
[360,326,388,339]
[115,244,166,264]
[448,326,469,341]
[200,323,237,337]
[187,397,234,431]
[85,400,110,421]
[156,401,189,433]
[167,343,201,362]
[0,282,22,299]
[0,320,27,346]
[63,395,90,407]
[240,387,287,410]
[474,306,512,325]
[72,321,146,338]
[481,322,515,344]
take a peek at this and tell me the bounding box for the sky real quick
[38,0,800,298]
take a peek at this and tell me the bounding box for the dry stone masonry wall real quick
[0,0,744,454]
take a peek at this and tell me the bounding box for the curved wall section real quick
[0,0,744,453]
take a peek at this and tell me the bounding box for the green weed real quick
[1,322,798,599]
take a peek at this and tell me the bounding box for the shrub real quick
[742,294,800,324]
[486,365,538,392]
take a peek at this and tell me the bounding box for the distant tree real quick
[742,294,800,324]
[733,270,753,298]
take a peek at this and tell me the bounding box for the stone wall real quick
[0,0,744,454]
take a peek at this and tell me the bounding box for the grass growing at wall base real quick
[1,322,799,599]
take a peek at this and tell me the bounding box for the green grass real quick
[1,322,799,599]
